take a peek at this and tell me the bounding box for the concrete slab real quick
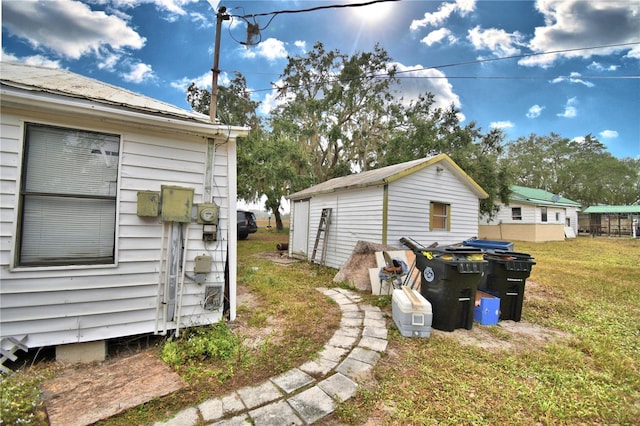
[363,325,388,340]
[349,347,381,365]
[198,398,223,422]
[362,306,385,318]
[153,407,199,426]
[341,316,363,327]
[249,400,303,425]
[337,326,360,338]
[328,332,358,348]
[221,392,246,414]
[317,345,349,362]
[358,336,388,352]
[271,368,314,394]
[363,317,387,328]
[288,386,336,424]
[336,356,374,381]
[299,357,337,376]
[317,373,358,402]
[342,310,364,319]
[210,414,251,426]
[55,341,106,364]
[339,303,360,312]
[237,381,283,409]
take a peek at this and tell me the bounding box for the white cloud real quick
[122,62,155,83]
[242,38,288,61]
[410,0,476,31]
[519,0,640,68]
[490,121,514,130]
[2,0,145,60]
[259,80,293,115]
[294,40,307,53]
[550,72,595,88]
[599,130,619,139]
[390,62,463,120]
[587,61,619,72]
[1,49,62,68]
[557,97,578,118]
[421,28,457,46]
[526,104,545,119]
[467,26,524,57]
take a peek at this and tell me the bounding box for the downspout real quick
[382,184,389,245]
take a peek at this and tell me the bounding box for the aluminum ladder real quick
[311,208,332,265]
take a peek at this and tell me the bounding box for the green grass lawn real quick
[2,233,638,425]
[333,237,640,425]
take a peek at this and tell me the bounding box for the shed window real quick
[511,207,522,221]
[541,206,548,223]
[17,124,120,266]
[430,202,450,231]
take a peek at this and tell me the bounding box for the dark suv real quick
[237,210,258,240]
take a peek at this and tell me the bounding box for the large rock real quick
[333,241,401,291]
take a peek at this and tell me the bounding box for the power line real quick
[395,42,640,75]
[236,42,640,94]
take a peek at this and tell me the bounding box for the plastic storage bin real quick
[479,250,536,321]
[473,290,500,325]
[463,238,514,252]
[392,287,432,338]
[414,247,487,332]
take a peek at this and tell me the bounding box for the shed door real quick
[292,200,310,256]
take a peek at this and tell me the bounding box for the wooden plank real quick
[41,351,186,426]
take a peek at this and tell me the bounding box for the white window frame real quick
[16,123,120,267]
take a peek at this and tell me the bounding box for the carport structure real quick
[582,205,640,237]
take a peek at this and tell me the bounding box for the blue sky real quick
[2,0,639,159]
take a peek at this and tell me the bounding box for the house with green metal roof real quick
[479,185,582,242]
[582,205,640,237]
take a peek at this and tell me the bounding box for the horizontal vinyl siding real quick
[307,186,384,269]
[387,164,481,247]
[0,110,230,348]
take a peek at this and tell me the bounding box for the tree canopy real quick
[187,45,637,227]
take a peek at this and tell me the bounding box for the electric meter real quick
[196,203,219,224]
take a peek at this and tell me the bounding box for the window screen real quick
[18,124,119,266]
[512,207,522,221]
[430,202,450,231]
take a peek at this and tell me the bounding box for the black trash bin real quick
[413,247,487,332]
[478,250,535,321]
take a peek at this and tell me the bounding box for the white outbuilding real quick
[287,154,488,270]
[0,62,248,367]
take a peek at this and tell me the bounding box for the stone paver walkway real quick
[154,287,388,425]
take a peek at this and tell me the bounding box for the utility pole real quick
[210,6,229,122]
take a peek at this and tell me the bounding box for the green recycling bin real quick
[414,247,487,332]
[478,250,535,321]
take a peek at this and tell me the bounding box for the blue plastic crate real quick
[474,292,500,325]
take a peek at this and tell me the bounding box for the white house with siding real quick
[287,154,488,270]
[478,185,581,242]
[0,62,248,363]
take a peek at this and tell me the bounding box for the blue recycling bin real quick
[463,238,514,252]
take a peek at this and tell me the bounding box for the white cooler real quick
[392,286,432,338]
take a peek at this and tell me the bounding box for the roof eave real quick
[0,85,249,139]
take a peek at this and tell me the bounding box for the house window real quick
[17,123,120,266]
[541,206,548,223]
[512,207,522,221]
[556,212,560,222]
[430,202,450,231]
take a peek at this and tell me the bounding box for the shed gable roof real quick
[509,185,581,207]
[288,153,488,200]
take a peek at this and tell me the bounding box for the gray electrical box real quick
[194,255,212,273]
